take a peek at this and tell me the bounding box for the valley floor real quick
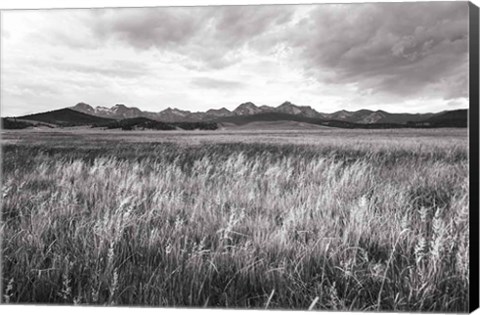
[1,128,470,311]
[1,126,468,146]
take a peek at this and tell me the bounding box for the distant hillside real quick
[173,121,218,130]
[374,111,436,124]
[219,120,332,130]
[406,109,468,128]
[215,112,379,129]
[2,118,37,129]
[326,109,436,124]
[99,117,218,131]
[17,108,115,127]
[215,109,468,129]
[99,117,175,130]
[215,112,320,125]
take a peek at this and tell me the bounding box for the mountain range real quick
[2,101,468,130]
[70,101,443,124]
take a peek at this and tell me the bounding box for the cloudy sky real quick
[1,2,470,116]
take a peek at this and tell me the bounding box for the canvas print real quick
[0,1,475,312]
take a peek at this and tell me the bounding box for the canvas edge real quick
[469,1,480,313]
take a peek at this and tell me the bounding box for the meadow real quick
[1,128,469,311]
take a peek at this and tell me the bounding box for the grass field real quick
[1,128,469,311]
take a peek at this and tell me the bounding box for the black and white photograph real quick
[0,0,478,313]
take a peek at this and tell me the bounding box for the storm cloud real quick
[284,2,469,99]
[52,3,470,99]
[1,3,470,116]
[86,6,295,69]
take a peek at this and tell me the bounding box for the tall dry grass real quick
[1,134,469,311]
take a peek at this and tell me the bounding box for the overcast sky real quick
[1,2,470,116]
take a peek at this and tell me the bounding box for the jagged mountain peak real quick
[355,109,374,114]
[112,104,141,111]
[72,102,94,111]
[279,101,295,107]
[161,107,191,114]
[234,102,262,116]
[207,107,231,113]
[235,102,257,109]
[275,101,320,118]
[75,102,92,107]
[111,104,129,112]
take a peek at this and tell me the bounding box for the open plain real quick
[1,128,469,311]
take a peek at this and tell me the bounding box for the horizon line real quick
[3,101,470,118]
